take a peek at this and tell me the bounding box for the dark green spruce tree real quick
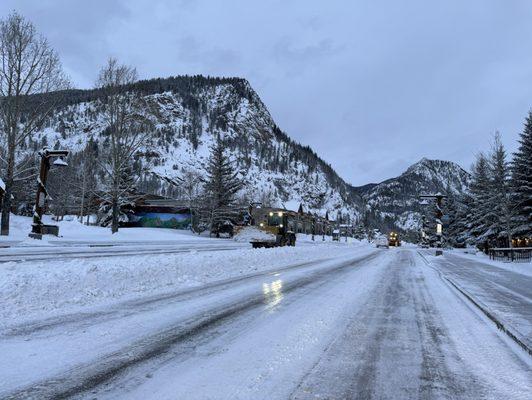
[486,133,513,246]
[511,111,532,238]
[466,153,491,246]
[203,135,244,235]
[442,182,459,247]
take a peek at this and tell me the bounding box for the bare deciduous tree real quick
[0,12,69,235]
[95,57,153,233]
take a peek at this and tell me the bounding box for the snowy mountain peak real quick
[402,158,470,193]
[26,75,362,219]
[351,158,470,234]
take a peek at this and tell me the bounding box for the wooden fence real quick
[488,247,532,263]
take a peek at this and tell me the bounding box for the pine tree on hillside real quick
[511,111,532,237]
[203,135,244,235]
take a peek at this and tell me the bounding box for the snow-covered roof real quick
[282,199,300,213]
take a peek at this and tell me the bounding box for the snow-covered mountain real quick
[352,158,471,231]
[21,76,471,230]
[28,76,361,219]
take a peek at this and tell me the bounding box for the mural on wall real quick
[128,212,191,229]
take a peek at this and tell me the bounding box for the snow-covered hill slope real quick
[28,76,361,219]
[18,77,471,229]
[352,158,471,231]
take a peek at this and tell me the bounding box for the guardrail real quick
[488,247,532,263]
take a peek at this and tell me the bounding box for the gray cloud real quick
[1,0,531,185]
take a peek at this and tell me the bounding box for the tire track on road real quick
[291,250,484,400]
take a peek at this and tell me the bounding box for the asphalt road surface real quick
[0,248,530,399]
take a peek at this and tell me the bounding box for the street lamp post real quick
[29,147,69,240]
[419,193,447,256]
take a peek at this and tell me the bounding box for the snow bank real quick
[448,249,532,277]
[296,233,360,244]
[233,227,275,242]
[0,214,207,245]
[0,242,372,328]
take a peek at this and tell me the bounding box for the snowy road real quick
[1,248,530,399]
[0,241,248,263]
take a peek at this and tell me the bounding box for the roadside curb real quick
[417,251,532,357]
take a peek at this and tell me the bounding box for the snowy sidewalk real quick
[422,250,532,351]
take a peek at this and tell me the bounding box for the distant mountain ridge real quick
[351,157,471,231]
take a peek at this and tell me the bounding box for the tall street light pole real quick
[29,147,69,240]
[419,193,447,256]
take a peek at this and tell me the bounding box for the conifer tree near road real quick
[486,133,514,246]
[511,111,532,237]
[203,135,244,235]
[466,153,491,244]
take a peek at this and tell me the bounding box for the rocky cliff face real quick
[25,76,361,219]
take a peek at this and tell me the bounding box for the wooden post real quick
[29,148,69,239]
[30,153,51,238]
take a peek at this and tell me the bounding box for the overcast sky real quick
[2,1,531,185]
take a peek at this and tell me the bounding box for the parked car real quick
[375,236,389,248]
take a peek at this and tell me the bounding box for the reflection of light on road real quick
[262,279,284,311]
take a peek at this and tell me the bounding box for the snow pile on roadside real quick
[0,243,373,328]
[296,233,362,244]
[448,249,532,277]
[233,227,275,242]
[0,213,208,245]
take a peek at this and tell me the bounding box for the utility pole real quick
[419,193,447,256]
[29,147,69,239]
[420,215,428,247]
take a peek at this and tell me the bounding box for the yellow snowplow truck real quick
[388,231,401,247]
[251,210,296,248]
